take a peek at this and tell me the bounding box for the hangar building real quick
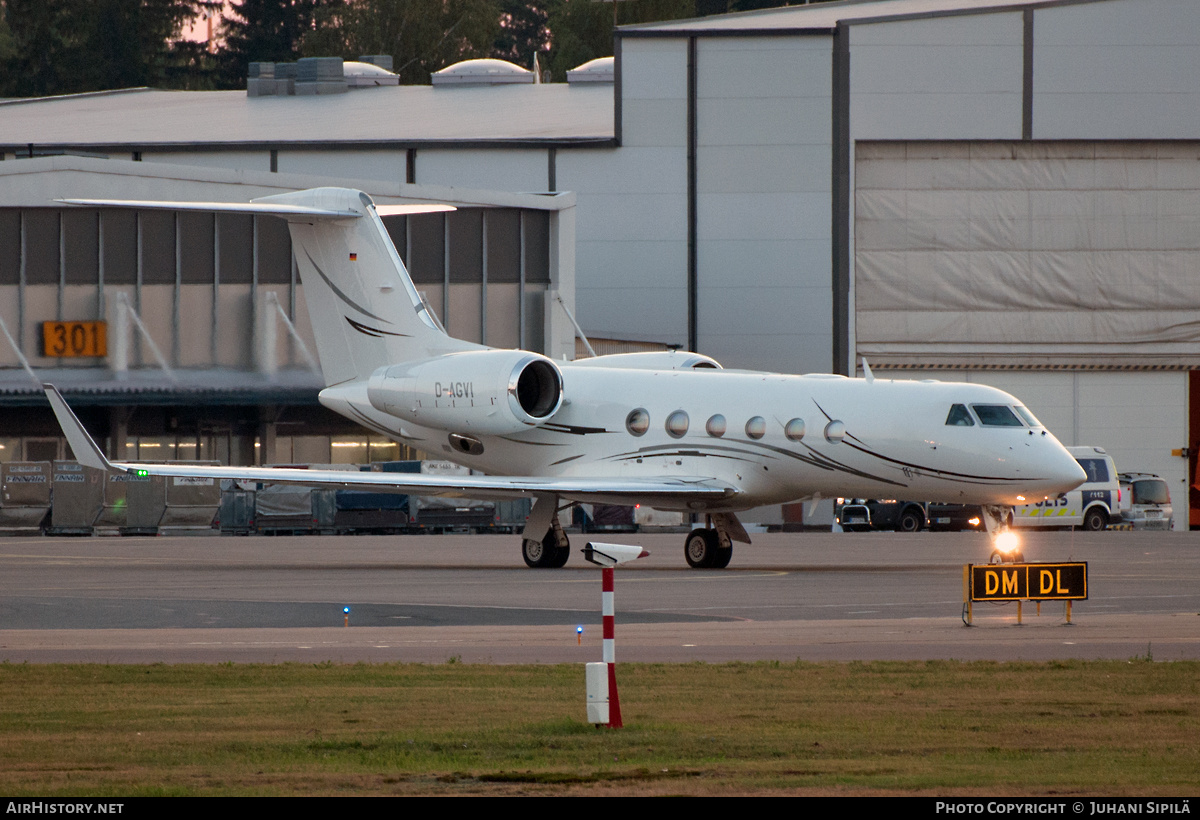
[1,0,1198,527]
[0,160,578,466]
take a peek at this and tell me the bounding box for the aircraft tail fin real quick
[58,188,481,387]
[254,188,481,386]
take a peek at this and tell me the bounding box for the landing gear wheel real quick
[547,540,570,568]
[523,529,570,568]
[1082,508,1108,532]
[685,528,725,569]
[522,536,546,567]
[896,508,923,533]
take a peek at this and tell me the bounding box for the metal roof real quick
[0,155,578,212]
[620,0,1072,33]
[0,83,614,150]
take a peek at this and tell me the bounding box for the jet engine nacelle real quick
[366,349,564,435]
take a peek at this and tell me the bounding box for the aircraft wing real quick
[44,385,737,506]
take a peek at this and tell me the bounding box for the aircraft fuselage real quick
[321,365,1085,512]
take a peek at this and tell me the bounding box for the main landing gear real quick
[519,497,751,570]
[522,526,570,568]
[683,512,750,569]
[521,495,572,568]
[685,528,732,568]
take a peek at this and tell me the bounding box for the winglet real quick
[43,384,115,472]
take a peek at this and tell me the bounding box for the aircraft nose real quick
[1044,444,1087,495]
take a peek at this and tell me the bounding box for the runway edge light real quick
[582,542,648,729]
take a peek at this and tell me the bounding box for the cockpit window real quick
[971,404,1024,427]
[1014,405,1043,428]
[945,404,975,426]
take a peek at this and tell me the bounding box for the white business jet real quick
[46,187,1086,569]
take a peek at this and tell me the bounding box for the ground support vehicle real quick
[1118,472,1173,530]
[1012,446,1120,531]
[835,499,927,532]
[926,503,986,532]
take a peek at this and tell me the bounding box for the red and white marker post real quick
[601,566,622,728]
[583,542,649,729]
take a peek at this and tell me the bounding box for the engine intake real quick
[367,349,564,435]
[514,358,561,419]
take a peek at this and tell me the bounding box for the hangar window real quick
[140,210,176,285]
[0,212,19,285]
[971,405,1023,427]
[745,416,765,440]
[945,404,975,426]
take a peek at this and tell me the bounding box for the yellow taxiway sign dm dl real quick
[969,562,1088,602]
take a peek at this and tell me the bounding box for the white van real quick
[1118,472,1173,531]
[1012,446,1120,531]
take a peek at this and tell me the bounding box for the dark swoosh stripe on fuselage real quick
[346,405,420,441]
[602,440,907,487]
[836,438,1039,484]
[810,398,1039,483]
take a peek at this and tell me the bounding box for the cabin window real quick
[945,404,975,426]
[626,408,649,437]
[666,410,689,439]
[745,416,765,440]
[971,404,1023,427]
[706,414,726,437]
[824,420,846,443]
[784,418,805,441]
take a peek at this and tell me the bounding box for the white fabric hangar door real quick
[853,140,1200,370]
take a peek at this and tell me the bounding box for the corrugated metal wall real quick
[0,206,553,371]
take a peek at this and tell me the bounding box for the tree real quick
[301,0,497,85]
[1,0,216,97]
[2,0,77,97]
[491,0,549,69]
[543,0,696,82]
[542,0,609,80]
[219,0,331,87]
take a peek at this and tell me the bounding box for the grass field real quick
[1,659,1197,796]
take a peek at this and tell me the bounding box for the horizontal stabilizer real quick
[56,198,364,219]
[55,199,455,219]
